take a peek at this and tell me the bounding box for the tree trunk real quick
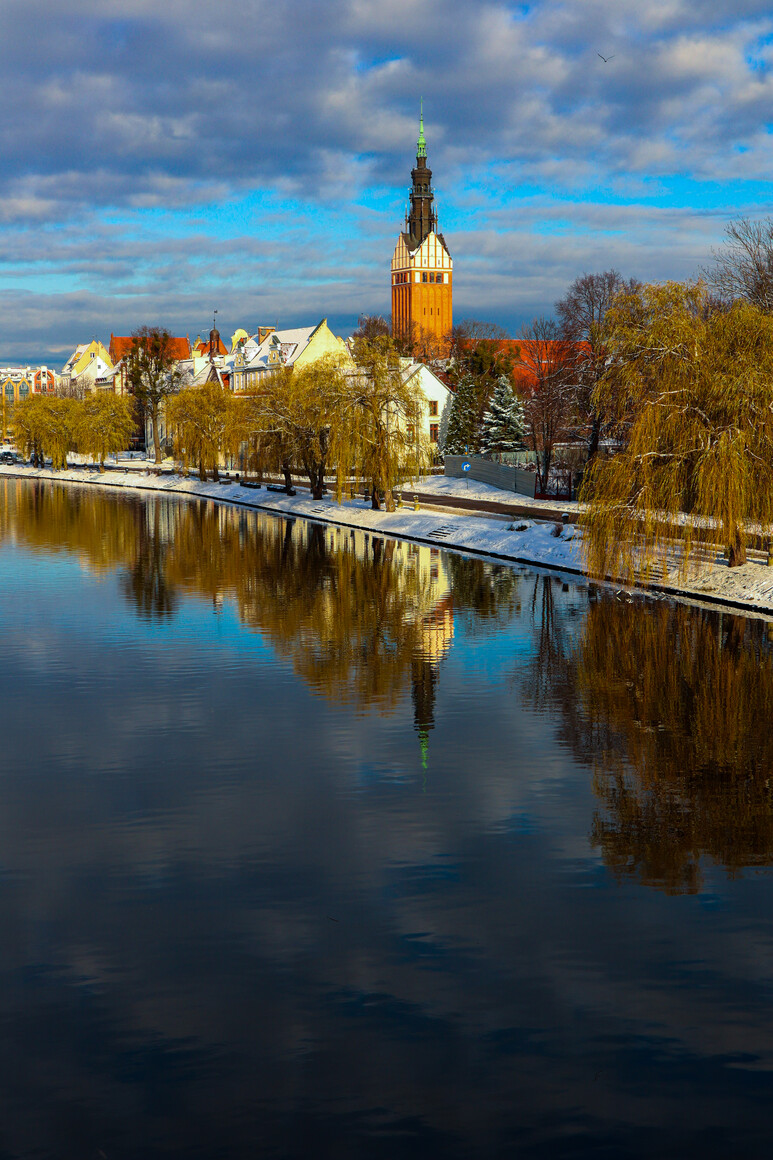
[99,457,105,473]
[727,527,747,567]
[586,413,602,464]
[199,459,206,482]
[371,484,380,510]
[212,462,220,482]
[538,448,551,494]
[281,461,293,492]
[150,405,162,464]
[384,487,395,512]
[310,463,325,500]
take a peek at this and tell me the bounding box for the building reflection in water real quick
[4,483,475,757]
[18,480,773,895]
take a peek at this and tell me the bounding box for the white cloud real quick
[0,0,772,357]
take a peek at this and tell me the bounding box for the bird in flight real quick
[597,52,615,63]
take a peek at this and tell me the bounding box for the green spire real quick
[419,727,429,770]
[417,98,427,159]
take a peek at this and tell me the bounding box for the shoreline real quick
[3,463,773,621]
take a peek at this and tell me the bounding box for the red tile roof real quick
[497,339,590,393]
[110,334,191,362]
[193,337,228,357]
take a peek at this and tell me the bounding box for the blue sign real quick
[462,461,471,473]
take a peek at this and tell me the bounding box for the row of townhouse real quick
[58,320,454,454]
[0,365,57,407]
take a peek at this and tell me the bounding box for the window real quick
[429,400,438,416]
[430,423,439,443]
[422,272,428,282]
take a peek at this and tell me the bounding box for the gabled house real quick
[61,341,113,395]
[229,319,350,392]
[400,360,454,451]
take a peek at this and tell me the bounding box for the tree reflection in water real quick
[12,481,773,893]
[7,483,524,761]
[522,574,773,894]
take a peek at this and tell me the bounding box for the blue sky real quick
[1,0,773,364]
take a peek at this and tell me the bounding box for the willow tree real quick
[580,282,773,578]
[247,355,348,498]
[335,337,429,510]
[13,395,47,465]
[14,395,75,470]
[167,381,235,480]
[74,393,136,471]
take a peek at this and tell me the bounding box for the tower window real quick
[429,400,438,416]
[422,273,428,283]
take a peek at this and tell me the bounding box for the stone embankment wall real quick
[444,455,536,497]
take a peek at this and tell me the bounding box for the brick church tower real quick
[391,107,453,352]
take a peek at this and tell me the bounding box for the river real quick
[1,477,772,1158]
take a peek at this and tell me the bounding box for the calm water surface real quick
[1,478,773,1158]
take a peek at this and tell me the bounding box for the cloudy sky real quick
[2,0,773,364]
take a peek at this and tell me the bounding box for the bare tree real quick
[56,378,88,400]
[124,327,184,464]
[705,217,773,312]
[446,319,509,369]
[555,269,639,463]
[353,314,391,341]
[519,317,578,493]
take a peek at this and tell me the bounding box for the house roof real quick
[400,360,454,394]
[177,359,227,389]
[193,336,228,358]
[109,334,192,362]
[239,322,323,372]
[62,340,112,376]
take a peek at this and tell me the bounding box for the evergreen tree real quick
[443,373,480,454]
[478,375,525,455]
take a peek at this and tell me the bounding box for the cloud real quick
[1,0,773,360]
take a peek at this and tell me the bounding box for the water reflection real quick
[3,480,773,1155]
[5,481,524,745]
[10,479,773,896]
[520,576,773,894]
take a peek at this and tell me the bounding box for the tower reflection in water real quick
[9,479,773,893]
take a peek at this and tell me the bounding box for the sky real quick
[2,0,773,366]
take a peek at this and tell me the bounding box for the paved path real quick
[396,488,574,522]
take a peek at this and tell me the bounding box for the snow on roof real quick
[241,323,321,371]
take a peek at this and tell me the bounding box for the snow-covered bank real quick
[411,473,578,513]
[3,464,773,619]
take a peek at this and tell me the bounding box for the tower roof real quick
[417,99,426,159]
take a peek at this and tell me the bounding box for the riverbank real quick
[3,463,773,619]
